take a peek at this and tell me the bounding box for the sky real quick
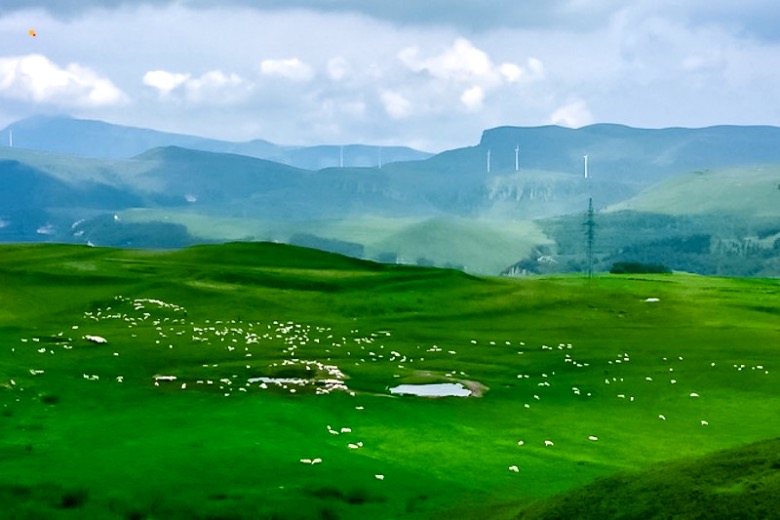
[2,0,780,152]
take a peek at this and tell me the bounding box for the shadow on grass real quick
[308,485,387,506]
[0,482,90,515]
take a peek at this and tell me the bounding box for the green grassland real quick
[120,211,551,274]
[607,164,780,218]
[0,242,778,519]
[518,436,780,519]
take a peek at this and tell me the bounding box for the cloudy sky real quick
[2,1,780,151]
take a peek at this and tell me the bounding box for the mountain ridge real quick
[2,116,780,275]
[1,115,433,167]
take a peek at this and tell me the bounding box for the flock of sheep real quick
[16,292,773,480]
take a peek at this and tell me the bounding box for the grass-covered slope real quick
[0,242,778,519]
[607,164,780,218]
[517,437,780,520]
[121,212,552,275]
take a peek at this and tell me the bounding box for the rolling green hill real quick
[0,242,778,519]
[517,437,780,519]
[607,164,780,218]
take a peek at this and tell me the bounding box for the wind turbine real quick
[8,130,12,148]
[339,146,344,168]
[487,148,491,174]
[583,154,589,179]
[515,144,519,172]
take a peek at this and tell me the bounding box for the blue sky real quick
[2,0,780,151]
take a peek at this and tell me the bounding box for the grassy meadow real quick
[0,242,778,519]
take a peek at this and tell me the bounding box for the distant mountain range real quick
[1,115,432,167]
[1,116,779,276]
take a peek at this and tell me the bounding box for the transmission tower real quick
[585,197,595,279]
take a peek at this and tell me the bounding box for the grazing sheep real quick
[544,440,554,447]
[508,466,520,473]
[375,474,385,480]
[588,436,598,441]
[84,335,108,344]
[659,414,666,421]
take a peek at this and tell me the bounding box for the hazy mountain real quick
[2,118,780,275]
[0,115,433,166]
[480,123,780,184]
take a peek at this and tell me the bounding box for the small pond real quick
[389,383,471,397]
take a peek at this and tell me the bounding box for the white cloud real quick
[0,54,125,107]
[380,90,412,119]
[143,70,190,93]
[260,58,314,82]
[460,85,484,111]
[550,99,593,127]
[389,39,549,120]
[142,68,250,104]
[185,70,247,101]
[397,38,545,95]
[399,38,496,83]
[498,63,522,83]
